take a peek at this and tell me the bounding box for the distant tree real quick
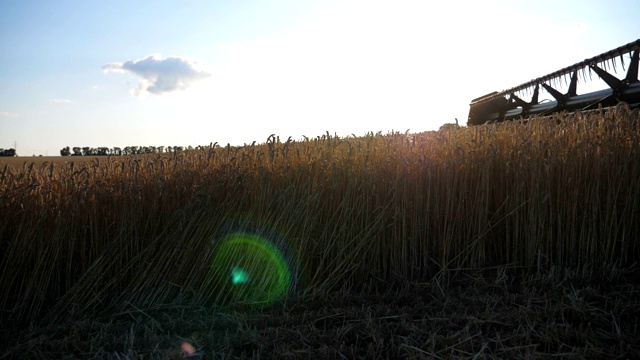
[0,148,17,157]
[59,144,201,156]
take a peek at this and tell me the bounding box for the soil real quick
[2,269,639,359]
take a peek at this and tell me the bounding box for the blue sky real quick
[1,0,639,156]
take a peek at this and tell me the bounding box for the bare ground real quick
[2,268,639,359]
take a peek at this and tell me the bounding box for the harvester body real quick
[468,39,640,125]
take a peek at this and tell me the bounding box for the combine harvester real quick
[468,39,640,125]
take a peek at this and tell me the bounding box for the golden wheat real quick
[1,104,639,326]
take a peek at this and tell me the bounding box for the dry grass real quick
[3,270,638,359]
[1,104,640,358]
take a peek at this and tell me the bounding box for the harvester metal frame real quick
[468,39,640,125]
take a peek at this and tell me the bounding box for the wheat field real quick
[1,104,639,358]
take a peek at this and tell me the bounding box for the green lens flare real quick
[231,266,249,284]
[210,232,291,306]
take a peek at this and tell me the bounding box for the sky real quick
[1,0,639,156]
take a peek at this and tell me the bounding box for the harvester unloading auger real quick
[468,39,640,125]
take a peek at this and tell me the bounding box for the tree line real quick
[60,146,189,156]
[0,148,17,157]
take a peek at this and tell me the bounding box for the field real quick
[0,156,70,167]
[0,154,154,167]
[1,105,640,359]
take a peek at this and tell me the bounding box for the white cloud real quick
[0,112,17,118]
[49,99,74,104]
[103,55,212,96]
